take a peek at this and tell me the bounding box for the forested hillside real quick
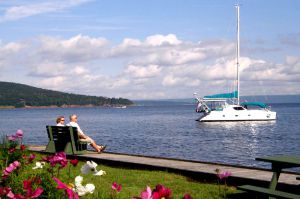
[0,81,133,108]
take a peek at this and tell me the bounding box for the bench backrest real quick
[46,126,80,152]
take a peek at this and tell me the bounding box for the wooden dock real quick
[29,145,300,188]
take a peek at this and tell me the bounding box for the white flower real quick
[74,175,83,186]
[75,185,86,196]
[80,161,106,176]
[73,175,95,196]
[81,161,97,174]
[85,184,95,194]
[76,184,95,196]
[94,170,106,176]
[32,162,45,169]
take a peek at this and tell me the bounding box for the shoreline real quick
[0,104,131,110]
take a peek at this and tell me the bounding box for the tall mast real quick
[236,5,240,105]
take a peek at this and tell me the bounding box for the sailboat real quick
[194,5,276,122]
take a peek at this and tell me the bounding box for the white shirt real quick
[67,121,84,136]
[56,123,65,126]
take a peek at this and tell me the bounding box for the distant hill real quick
[0,81,133,108]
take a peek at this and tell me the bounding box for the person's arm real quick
[75,123,87,138]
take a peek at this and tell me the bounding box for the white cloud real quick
[39,76,66,88]
[135,48,206,66]
[72,66,89,75]
[37,34,109,62]
[125,64,161,79]
[0,0,92,22]
[108,78,130,89]
[1,33,300,99]
[162,75,181,86]
[29,61,67,77]
[0,41,24,69]
[0,41,23,52]
[145,34,182,46]
[285,56,300,74]
[121,38,142,47]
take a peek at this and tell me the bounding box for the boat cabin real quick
[241,102,268,110]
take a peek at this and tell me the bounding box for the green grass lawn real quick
[42,158,238,199]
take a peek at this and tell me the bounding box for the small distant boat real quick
[194,5,276,122]
[114,105,127,109]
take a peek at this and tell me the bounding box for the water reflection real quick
[195,120,279,166]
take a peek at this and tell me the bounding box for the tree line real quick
[0,81,133,108]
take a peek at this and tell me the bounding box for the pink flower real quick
[28,154,36,163]
[16,130,23,138]
[3,164,14,176]
[182,194,193,199]
[53,177,79,199]
[6,190,16,199]
[42,155,51,162]
[70,159,79,167]
[132,186,152,199]
[112,182,122,192]
[20,179,43,198]
[45,152,68,168]
[8,148,16,154]
[6,130,23,142]
[152,184,172,199]
[12,161,21,168]
[217,171,232,180]
[7,135,17,141]
[52,152,68,168]
[0,187,12,197]
[6,178,43,199]
[2,161,21,178]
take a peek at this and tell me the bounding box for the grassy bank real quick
[50,160,238,198]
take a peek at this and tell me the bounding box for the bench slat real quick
[238,185,300,199]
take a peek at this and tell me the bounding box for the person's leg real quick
[79,134,105,153]
[90,142,101,152]
[85,136,106,153]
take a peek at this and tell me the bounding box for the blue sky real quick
[0,0,299,99]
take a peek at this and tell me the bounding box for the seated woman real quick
[56,116,65,126]
[67,114,106,153]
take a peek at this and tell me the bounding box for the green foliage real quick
[7,162,61,199]
[0,81,133,108]
[0,135,20,168]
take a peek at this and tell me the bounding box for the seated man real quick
[67,114,106,153]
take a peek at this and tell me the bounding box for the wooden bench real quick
[45,126,87,155]
[238,185,300,199]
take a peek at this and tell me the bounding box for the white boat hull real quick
[197,106,276,122]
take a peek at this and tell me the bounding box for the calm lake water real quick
[1,101,300,169]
